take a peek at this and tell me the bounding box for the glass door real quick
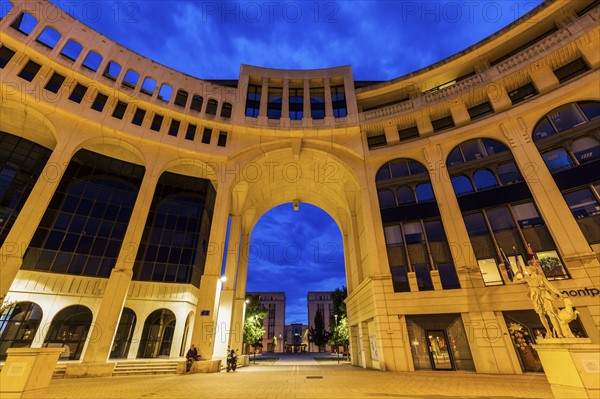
[426,330,454,370]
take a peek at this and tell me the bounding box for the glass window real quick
[477,258,503,286]
[424,220,446,242]
[571,137,600,164]
[438,263,460,289]
[512,202,542,228]
[464,212,488,235]
[220,102,232,118]
[415,183,434,202]
[446,148,464,166]
[533,117,557,141]
[497,162,522,184]
[461,139,487,162]
[542,148,574,172]
[414,264,434,291]
[206,99,218,115]
[267,87,282,120]
[390,267,410,292]
[407,160,427,175]
[376,164,391,181]
[310,87,325,119]
[403,222,423,244]
[377,190,396,208]
[537,250,568,280]
[486,207,515,231]
[384,225,403,245]
[451,175,474,196]
[563,189,600,218]
[396,186,415,204]
[174,89,188,107]
[578,101,600,121]
[473,169,498,190]
[190,95,203,112]
[482,139,508,156]
[289,87,303,120]
[547,103,587,132]
[390,159,409,178]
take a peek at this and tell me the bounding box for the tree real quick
[243,295,267,358]
[329,286,349,354]
[308,309,330,352]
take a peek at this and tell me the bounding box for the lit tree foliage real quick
[243,295,267,354]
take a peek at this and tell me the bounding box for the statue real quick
[522,262,577,339]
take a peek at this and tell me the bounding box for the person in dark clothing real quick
[186,344,200,372]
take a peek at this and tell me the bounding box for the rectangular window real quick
[112,101,127,119]
[0,46,16,69]
[91,93,108,112]
[150,114,163,132]
[68,83,88,103]
[217,131,228,147]
[331,85,347,118]
[399,126,419,141]
[554,58,590,84]
[437,263,460,289]
[508,82,537,105]
[511,202,542,228]
[367,134,386,149]
[432,115,454,132]
[245,84,261,117]
[403,222,424,244]
[18,60,42,82]
[131,108,146,126]
[563,189,600,218]
[384,225,403,245]
[202,128,212,144]
[467,101,494,120]
[168,119,180,136]
[44,72,66,93]
[536,250,568,280]
[390,266,410,292]
[414,263,434,291]
[289,87,303,120]
[267,87,282,119]
[310,87,325,119]
[185,124,196,141]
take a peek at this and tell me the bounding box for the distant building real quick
[307,291,334,352]
[246,292,285,353]
[284,323,308,353]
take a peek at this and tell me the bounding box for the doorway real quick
[425,330,453,370]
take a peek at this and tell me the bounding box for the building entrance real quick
[425,330,454,370]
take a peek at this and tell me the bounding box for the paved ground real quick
[42,354,553,399]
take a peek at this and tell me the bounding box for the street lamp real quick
[334,314,339,364]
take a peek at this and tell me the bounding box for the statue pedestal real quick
[0,347,64,399]
[533,338,600,399]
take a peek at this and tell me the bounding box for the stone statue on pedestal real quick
[523,262,578,338]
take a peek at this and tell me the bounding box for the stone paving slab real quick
[41,364,553,399]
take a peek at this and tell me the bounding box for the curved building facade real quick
[0,0,599,375]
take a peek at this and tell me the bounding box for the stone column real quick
[258,77,269,123]
[1,137,80,299]
[303,79,311,124]
[191,179,232,359]
[230,231,251,354]
[82,152,164,364]
[281,79,290,126]
[324,77,334,122]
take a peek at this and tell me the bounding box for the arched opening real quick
[43,305,93,360]
[0,301,43,360]
[137,309,176,358]
[110,307,136,359]
[245,203,345,354]
[179,312,193,357]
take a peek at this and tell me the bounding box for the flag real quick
[499,248,513,282]
[513,246,524,277]
[527,243,538,262]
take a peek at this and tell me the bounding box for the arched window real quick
[110,308,136,359]
[60,39,83,61]
[43,305,93,360]
[141,77,157,95]
[396,186,415,204]
[0,302,43,360]
[0,1,13,19]
[579,101,600,121]
[447,138,509,166]
[103,61,122,81]
[533,101,600,142]
[190,95,203,112]
[451,175,474,196]
[205,99,218,115]
[82,51,103,72]
[497,162,522,185]
[473,169,498,190]
[36,26,61,49]
[174,89,188,107]
[546,103,587,132]
[377,189,396,208]
[10,12,38,35]
[415,183,434,202]
[137,309,176,358]
[179,312,193,357]
[158,84,173,102]
[122,69,140,88]
[221,102,232,118]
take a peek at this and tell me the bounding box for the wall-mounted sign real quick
[561,287,599,297]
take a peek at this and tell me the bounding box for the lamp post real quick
[334,314,339,364]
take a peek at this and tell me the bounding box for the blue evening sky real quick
[47,0,544,323]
